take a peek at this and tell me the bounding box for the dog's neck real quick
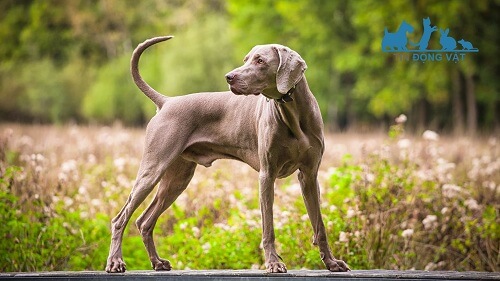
[273,77,313,152]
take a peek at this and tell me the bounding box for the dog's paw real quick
[105,257,126,273]
[266,261,287,273]
[152,258,172,271]
[324,258,350,272]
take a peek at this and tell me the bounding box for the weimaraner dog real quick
[105,36,350,273]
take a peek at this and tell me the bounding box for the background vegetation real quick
[0,0,498,134]
[0,123,498,271]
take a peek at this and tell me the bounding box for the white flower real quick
[397,138,411,149]
[114,157,127,172]
[442,184,462,198]
[61,159,78,173]
[422,130,439,141]
[202,242,211,253]
[464,198,480,210]
[339,231,349,243]
[346,208,356,219]
[422,215,438,230]
[364,173,375,183]
[91,199,101,206]
[401,229,414,239]
[301,214,309,221]
[64,197,74,207]
[395,114,407,124]
[179,222,188,230]
[329,205,338,212]
[192,226,200,237]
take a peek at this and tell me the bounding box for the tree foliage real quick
[0,0,498,133]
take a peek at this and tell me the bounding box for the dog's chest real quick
[269,135,311,178]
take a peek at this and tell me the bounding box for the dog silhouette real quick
[382,20,414,51]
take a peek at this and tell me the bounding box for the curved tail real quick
[131,36,173,109]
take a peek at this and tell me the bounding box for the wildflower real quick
[422,130,439,141]
[442,184,462,198]
[80,211,89,219]
[91,199,101,206]
[395,114,407,124]
[329,205,338,212]
[78,185,88,195]
[397,138,411,149]
[114,157,127,172]
[482,181,496,191]
[301,214,309,221]
[339,231,349,243]
[464,198,480,210]
[202,242,211,253]
[364,172,375,183]
[401,229,414,239]
[179,222,188,230]
[422,215,438,230]
[346,208,356,219]
[64,197,74,207]
[192,226,200,237]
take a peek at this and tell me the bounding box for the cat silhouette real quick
[458,39,478,50]
[410,17,437,50]
[382,20,414,51]
[439,28,457,50]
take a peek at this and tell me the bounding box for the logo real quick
[382,17,478,63]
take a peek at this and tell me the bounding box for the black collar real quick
[276,85,296,104]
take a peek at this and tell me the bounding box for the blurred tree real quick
[0,0,498,133]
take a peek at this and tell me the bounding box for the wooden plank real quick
[0,270,499,281]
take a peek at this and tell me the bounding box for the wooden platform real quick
[1,270,498,281]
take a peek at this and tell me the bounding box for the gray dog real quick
[105,36,350,273]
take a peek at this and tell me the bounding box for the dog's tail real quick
[131,36,173,109]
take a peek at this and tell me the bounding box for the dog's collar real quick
[276,85,296,104]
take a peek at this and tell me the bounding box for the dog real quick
[105,36,350,273]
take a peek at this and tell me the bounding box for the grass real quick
[0,122,498,272]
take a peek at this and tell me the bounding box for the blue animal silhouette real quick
[410,17,437,50]
[458,39,478,50]
[382,20,414,51]
[439,28,457,50]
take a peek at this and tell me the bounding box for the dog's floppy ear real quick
[274,46,307,94]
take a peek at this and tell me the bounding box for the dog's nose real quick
[225,73,236,84]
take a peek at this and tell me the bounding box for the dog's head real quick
[225,44,307,100]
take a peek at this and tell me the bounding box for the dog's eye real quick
[256,58,264,64]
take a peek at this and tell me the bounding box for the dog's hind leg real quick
[135,157,196,271]
[106,119,188,273]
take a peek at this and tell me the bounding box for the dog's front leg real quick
[298,170,350,272]
[259,172,287,273]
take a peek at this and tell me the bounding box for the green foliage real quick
[82,54,150,125]
[1,0,498,132]
[0,165,110,271]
